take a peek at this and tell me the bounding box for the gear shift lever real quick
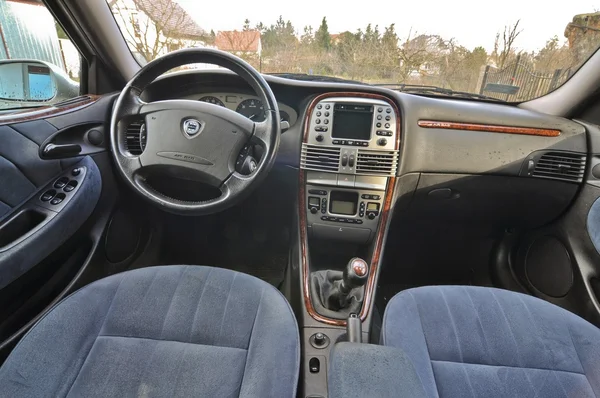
[340,258,369,293]
[334,258,369,307]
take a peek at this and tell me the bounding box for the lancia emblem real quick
[182,118,203,138]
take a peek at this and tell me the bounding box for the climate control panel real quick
[305,185,383,244]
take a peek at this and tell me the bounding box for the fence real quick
[479,55,573,101]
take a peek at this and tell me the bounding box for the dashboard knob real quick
[377,138,387,146]
[310,207,318,214]
[367,213,376,220]
[316,134,324,142]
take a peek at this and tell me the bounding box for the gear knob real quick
[341,257,369,293]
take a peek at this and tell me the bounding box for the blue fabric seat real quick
[0,265,300,397]
[382,286,600,397]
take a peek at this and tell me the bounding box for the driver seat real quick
[0,265,300,397]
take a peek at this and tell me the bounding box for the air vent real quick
[125,121,146,155]
[532,152,586,182]
[356,150,398,176]
[301,144,340,172]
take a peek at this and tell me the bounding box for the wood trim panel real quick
[299,91,401,326]
[417,120,561,137]
[0,95,101,126]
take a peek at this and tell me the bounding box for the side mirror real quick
[0,60,78,108]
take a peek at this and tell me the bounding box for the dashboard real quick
[183,92,298,126]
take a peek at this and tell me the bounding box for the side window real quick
[0,0,82,111]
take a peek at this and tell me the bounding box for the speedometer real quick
[199,96,225,107]
[235,99,266,122]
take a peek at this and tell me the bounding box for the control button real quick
[310,207,318,214]
[41,190,55,202]
[332,139,340,144]
[338,218,347,223]
[316,118,321,124]
[347,219,357,224]
[54,177,69,189]
[325,111,330,117]
[372,195,381,200]
[64,180,78,192]
[361,142,369,146]
[321,216,328,221]
[356,220,363,224]
[377,115,382,120]
[385,115,391,121]
[367,212,377,220]
[315,126,328,132]
[386,108,392,113]
[316,111,322,117]
[376,130,385,136]
[328,217,337,222]
[376,122,382,128]
[346,140,354,146]
[314,333,326,346]
[378,107,383,112]
[309,357,320,373]
[341,154,349,166]
[361,194,369,199]
[377,138,387,146]
[340,140,347,145]
[317,104,322,109]
[385,123,390,128]
[72,167,82,176]
[309,189,327,195]
[324,119,329,124]
[325,104,331,109]
[50,193,66,205]
[349,154,355,168]
[316,134,324,142]
[337,174,355,187]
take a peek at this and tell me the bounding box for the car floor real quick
[158,208,291,288]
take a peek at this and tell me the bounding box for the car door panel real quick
[0,96,114,292]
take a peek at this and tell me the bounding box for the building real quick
[109,0,206,63]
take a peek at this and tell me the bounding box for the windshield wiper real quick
[269,73,364,84]
[374,84,504,102]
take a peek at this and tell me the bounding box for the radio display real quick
[331,104,373,141]
[329,191,358,215]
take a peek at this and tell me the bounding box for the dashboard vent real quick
[125,120,146,155]
[301,144,340,172]
[356,150,399,176]
[532,152,586,182]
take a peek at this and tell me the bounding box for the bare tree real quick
[109,0,204,62]
[498,20,522,68]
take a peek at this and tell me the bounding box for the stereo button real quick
[349,154,355,167]
[316,134,324,142]
[332,139,340,144]
[316,119,321,124]
[316,111,322,116]
[341,154,349,166]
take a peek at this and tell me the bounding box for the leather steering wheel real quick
[110,48,280,215]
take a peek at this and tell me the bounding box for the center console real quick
[302,97,399,246]
[298,92,400,397]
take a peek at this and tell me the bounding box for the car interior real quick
[1,0,600,397]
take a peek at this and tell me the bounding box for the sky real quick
[176,0,599,53]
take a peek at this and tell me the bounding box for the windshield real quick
[108,0,600,102]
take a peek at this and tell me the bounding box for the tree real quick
[301,26,314,46]
[243,19,251,31]
[314,17,331,51]
[109,0,206,62]
[498,20,522,68]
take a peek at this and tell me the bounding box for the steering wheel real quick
[110,48,280,215]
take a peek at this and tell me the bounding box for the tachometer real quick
[236,99,265,122]
[199,96,225,107]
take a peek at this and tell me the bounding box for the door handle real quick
[42,143,82,159]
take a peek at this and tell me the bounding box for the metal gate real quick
[479,55,573,101]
